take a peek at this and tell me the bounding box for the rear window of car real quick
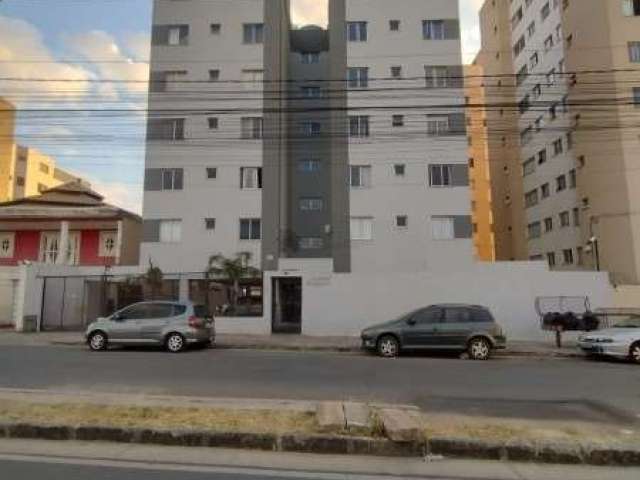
[472,308,494,323]
[173,304,187,316]
[193,305,212,318]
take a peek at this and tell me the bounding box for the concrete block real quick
[316,401,345,432]
[280,434,350,454]
[74,426,136,443]
[379,408,422,443]
[536,441,584,464]
[428,437,503,460]
[204,431,277,451]
[344,402,370,434]
[585,444,640,466]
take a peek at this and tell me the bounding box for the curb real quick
[1,422,639,466]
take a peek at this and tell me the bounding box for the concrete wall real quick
[293,262,613,340]
[0,266,20,328]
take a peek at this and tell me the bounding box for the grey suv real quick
[85,301,214,353]
[361,304,506,360]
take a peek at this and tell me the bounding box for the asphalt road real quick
[1,345,639,422]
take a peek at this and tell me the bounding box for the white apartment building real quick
[509,0,581,268]
[141,0,472,278]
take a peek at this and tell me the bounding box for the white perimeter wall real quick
[289,262,614,341]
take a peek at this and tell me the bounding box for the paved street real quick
[1,345,639,422]
[1,439,639,480]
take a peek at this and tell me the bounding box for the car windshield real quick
[612,316,640,328]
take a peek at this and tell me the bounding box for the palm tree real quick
[206,252,260,314]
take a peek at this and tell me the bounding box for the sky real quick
[0,0,483,214]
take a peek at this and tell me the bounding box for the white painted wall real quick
[0,267,20,328]
[294,262,613,341]
[346,0,473,273]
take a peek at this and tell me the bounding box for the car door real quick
[109,303,149,341]
[401,307,443,348]
[441,307,474,348]
[137,303,178,342]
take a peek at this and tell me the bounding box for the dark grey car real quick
[85,301,214,353]
[361,304,506,360]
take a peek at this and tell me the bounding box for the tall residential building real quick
[475,0,640,282]
[0,98,17,203]
[141,0,472,276]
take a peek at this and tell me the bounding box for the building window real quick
[394,164,406,176]
[623,0,640,15]
[240,167,262,189]
[541,2,551,20]
[241,117,263,139]
[426,115,450,135]
[347,21,367,42]
[205,218,216,230]
[538,148,547,164]
[0,233,15,258]
[541,183,550,198]
[552,138,564,156]
[573,207,581,227]
[389,20,400,31]
[39,163,50,174]
[301,86,322,98]
[577,246,584,266]
[16,176,25,187]
[158,220,181,243]
[147,118,185,141]
[299,197,324,211]
[560,211,571,227]
[347,67,368,88]
[208,69,220,81]
[207,117,219,130]
[547,252,556,267]
[243,23,264,44]
[425,66,451,88]
[569,169,577,188]
[392,115,404,127]
[152,25,189,46]
[523,158,536,176]
[298,159,321,172]
[349,116,370,137]
[350,165,372,188]
[633,87,640,106]
[239,218,261,240]
[563,248,574,265]
[431,216,455,240]
[390,66,402,78]
[396,215,408,228]
[527,222,542,239]
[301,122,321,137]
[544,217,553,232]
[422,20,445,40]
[162,168,183,190]
[98,231,117,257]
[206,167,217,179]
[41,233,59,263]
[299,237,324,250]
[525,189,539,208]
[556,174,567,192]
[210,23,221,35]
[351,217,373,240]
[300,52,320,64]
[629,42,640,62]
[241,69,264,87]
[429,164,455,186]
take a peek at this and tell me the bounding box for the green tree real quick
[206,252,260,314]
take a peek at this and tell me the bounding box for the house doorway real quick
[271,277,302,334]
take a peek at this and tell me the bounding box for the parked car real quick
[578,315,640,364]
[361,304,506,360]
[85,301,214,353]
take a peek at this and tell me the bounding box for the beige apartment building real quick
[0,97,88,203]
[473,0,640,283]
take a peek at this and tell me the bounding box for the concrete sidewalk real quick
[0,330,582,358]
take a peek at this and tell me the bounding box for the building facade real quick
[141,0,472,276]
[0,182,141,267]
[474,0,640,281]
[0,98,16,203]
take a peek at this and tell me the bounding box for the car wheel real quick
[468,337,492,361]
[377,335,399,358]
[88,331,108,351]
[630,342,640,364]
[165,333,185,353]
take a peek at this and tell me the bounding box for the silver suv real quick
[85,301,214,353]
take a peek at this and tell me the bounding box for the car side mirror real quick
[111,313,122,321]
[407,318,417,326]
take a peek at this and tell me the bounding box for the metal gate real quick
[41,277,88,331]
